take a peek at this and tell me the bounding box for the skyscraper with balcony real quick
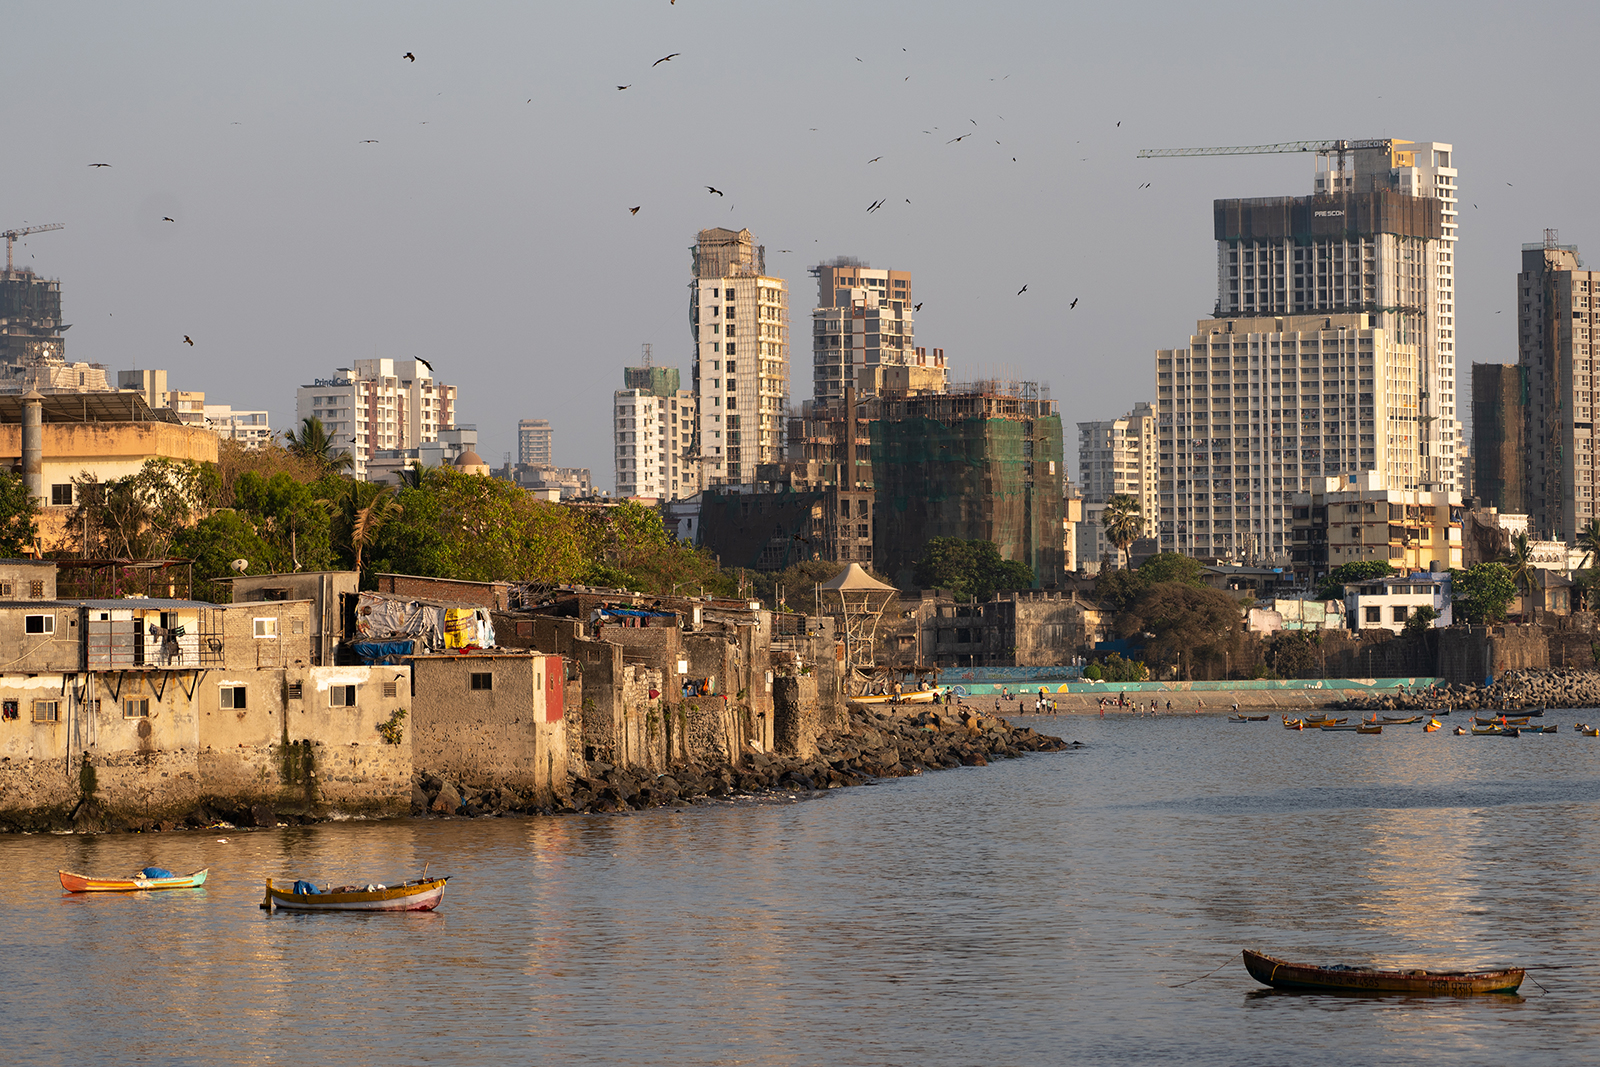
[689,228,789,486]
[1159,139,1460,563]
[809,259,939,403]
[295,358,456,479]
[517,419,552,466]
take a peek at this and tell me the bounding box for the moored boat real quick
[1580,726,1600,737]
[261,875,448,912]
[1356,723,1383,735]
[1378,715,1425,725]
[1242,949,1523,994]
[1283,718,1304,730]
[1424,719,1442,732]
[1474,716,1530,726]
[1320,723,1361,731]
[1454,726,1469,735]
[60,867,209,893]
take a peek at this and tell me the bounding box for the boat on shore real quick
[59,867,209,893]
[261,875,448,913]
[1243,949,1523,995]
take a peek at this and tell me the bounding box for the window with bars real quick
[470,673,493,691]
[123,699,150,719]
[33,700,59,723]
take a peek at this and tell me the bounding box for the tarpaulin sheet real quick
[356,592,495,652]
[352,640,417,665]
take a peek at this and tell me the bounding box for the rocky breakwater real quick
[1334,667,1600,713]
[413,703,1080,817]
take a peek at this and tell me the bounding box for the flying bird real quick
[1017,285,1028,296]
[183,335,194,346]
[1116,121,1121,127]
[618,84,632,90]
[403,52,415,62]
[359,140,378,144]
[162,216,175,222]
[1506,182,1513,186]
[89,162,111,167]
[630,206,641,215]
[868,156,882,164]
[653,53,680,66]
[867,198,886,213]
[947,134,968,144]
[1070,298,1079,309]
[707,186,724,196]
[913,303,923,311]
[778,249,793,253]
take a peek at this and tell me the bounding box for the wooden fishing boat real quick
[1454,726,1468,735]
[854,688,940,705]
[59,867,209,893]
[1473,725,1521,737]
[1319,723,1361,731]
[1580,726,1600,737]
[1283,718,1304,730]
[1242,949,1523,995]
[1378,715,1425,725]
[1356,723,1383,735]
[1424,719,1442,732]
[261,875,448,913]
[1527,724,1557,734]
[1474,716,1530,727]
[1305,716,1347,726]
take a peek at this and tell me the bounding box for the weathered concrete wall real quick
[377,573,511,612]
[410,652,566,805]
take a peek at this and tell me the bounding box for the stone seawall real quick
[412,703,1076,817]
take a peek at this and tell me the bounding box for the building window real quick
[1365,606,1380,623]
[28,580,43,598]
[51,484,73,506]
[33,700,60,723]
[123,699,150,719]
[253,618,278,638]
[287,682,304,700]
[382,682,398,698]
[291,618,305,634]
[220,686,247,709]
[470,672,493,691]
[329,685,357,707]
[1393,606,1409,623]
[25,614,54,635]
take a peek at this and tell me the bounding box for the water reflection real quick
[3,713,1599,1065]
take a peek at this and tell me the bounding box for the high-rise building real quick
[689,228,789,486]
[0,268,64,374]
[1471,362,1525,514]
[1516,236,1599,538]
[1206,140,1460,490]
[1076,403,1158,570]
[295,358,456,479]
[203,405,273,449]
[613,387,696,499]
[1159,312,1413,563]
[517,419,552,466]
[809,259,935,403]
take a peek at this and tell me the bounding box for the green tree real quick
[0,470,39,557]
[72,458,220,559]
[1265,630,1323,679]
[1504,532,1539,622]
[1452,562,1517,625]
[912,537,1035,600]
[232,471,335,572]
[172,510,277,601]
[1100,494,1144,569]
[1401,604,1440,639]
[1116,581,1245,681]
[1316,559,1397,600]
[283,416,355,476]
[1095,551,1206,613]
[1577,517,1600,570]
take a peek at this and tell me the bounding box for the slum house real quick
[230,570,358,665]
[0,563,412,824]
[913,589,1104,668]
[494,583,844,768]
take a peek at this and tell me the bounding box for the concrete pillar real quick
[21,389,44,505]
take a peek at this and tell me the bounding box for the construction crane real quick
[1136,139,1395,159]
[3,222,65,273]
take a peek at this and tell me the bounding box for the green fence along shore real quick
[944,678,1442,712]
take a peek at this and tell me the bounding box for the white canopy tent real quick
[818,563,899,690]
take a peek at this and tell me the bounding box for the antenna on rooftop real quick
[641,342,653,367]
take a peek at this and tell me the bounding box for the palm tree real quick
[350,486,400,575]
[283,416,355,475]
[1505,531,1538,623]
[1575,517,1600,611]
[1101,494,1144,570]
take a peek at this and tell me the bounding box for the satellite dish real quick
[229,559,249,574]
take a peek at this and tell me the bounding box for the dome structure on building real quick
[454,448,489,476]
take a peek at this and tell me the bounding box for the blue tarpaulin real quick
[292,880,320,895]
[352,639,416,665]
[142,867,174,879]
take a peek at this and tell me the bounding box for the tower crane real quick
[3,223,65,273]
[1135,139,1396,159]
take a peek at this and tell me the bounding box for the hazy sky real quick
[7,1,1596,486]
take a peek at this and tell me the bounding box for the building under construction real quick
[1471,362,1525,513]
[870,380,1064,588]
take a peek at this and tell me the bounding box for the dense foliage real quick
[1095,551,1207,613]
[911,537,1035,601]
[0,470,39,557]
[1451,562,1517,624]
[1315,559,1397,601]
[1114,581,1246,681]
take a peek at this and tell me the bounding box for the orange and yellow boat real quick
[59,867,209,893]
